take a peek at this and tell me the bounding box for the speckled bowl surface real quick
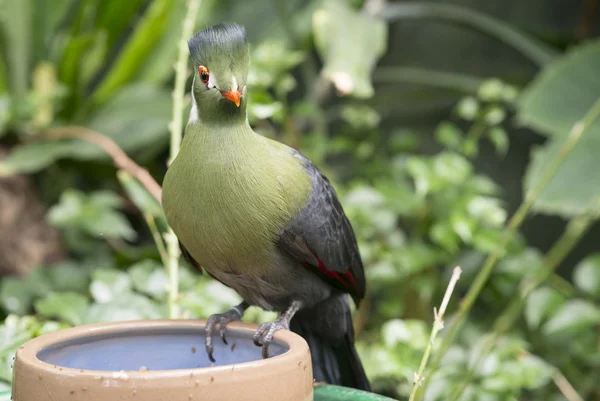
[12,319,313,401]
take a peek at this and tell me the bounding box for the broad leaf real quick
[542,299,600,336]
[128,260,169,299]
[85,293,165,323]
[524,287,564,328]
[520,40,600,216]
[89,269,133,304]
[34,292,89,326]
[83,84,172,159]
[573,253,600,296]
[47,190,136,241]
[0,141,75,175]
[91,0,177,104]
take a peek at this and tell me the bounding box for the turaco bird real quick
[162,23,370,391]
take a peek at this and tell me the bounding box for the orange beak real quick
[221,90,242,107]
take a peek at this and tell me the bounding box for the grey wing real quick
[277,151,366,305]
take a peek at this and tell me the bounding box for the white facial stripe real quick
[207,73,218,89]
[231,76,238,91]
[189,81,199,123]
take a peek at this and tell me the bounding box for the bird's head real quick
[188,23,250,121]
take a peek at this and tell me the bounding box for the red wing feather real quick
[303,253,362,301]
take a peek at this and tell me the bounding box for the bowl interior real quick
[36,327,288,371]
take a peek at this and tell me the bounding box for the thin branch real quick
[408,266,462,401]
[43,126,162,202]
[418,98,600,395]
[164,0,202,319]
[553,371,585,401]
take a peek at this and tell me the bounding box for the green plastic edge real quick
[0,386,398,400]
[314,385,397,401]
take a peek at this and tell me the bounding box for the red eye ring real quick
[198,65,209,84]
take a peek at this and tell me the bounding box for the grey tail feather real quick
[290,303,371,392]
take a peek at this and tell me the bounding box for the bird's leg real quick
[253,300,302,359]
[205,301,249,362]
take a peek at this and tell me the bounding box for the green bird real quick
[162,23,370,391]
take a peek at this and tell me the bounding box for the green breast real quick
[162,122,311,274]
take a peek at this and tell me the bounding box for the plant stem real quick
[408,266,462,401]
[418,98,600,396]
[377,2,556,67]
[448,206,599,401]
[169,0,200,166]
[373,66,484,93]
[165,0,202,319]
[144,212,169,267]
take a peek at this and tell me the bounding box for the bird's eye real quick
[198,65,210,84]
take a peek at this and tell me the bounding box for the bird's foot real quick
[205,301,248,362]
[252,300,302,359]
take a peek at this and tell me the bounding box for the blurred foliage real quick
[1,0,600,400]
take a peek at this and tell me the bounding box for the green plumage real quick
[162,118,311,275]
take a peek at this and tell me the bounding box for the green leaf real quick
[381,319,428,350]
[48,189,136,241]
[91,0,177,104]
[83,84,172,159]
[488,127,509,156]
[520,40,600,216]
[128,260,169,299]
[467,196,507,226]
[525,287,565,328]
[0,0,31,96]
[248,39,305,90]
[483,105,506,125]
[542,300,600,336]
[313,0,387,98]
[477,78,505,102]
[430,221,459,253]
[340,104,381,130]
[89,269,133,304]
[30,0,72,60]
[518,354,554,389]
[85,293,165,323]
[435,122,463,150]
[0,315,56,382]
[96,0,145,50]
[34,292,89,326]
[45,261,92,293]
[0,277,47,315]
[455,97,479,121]
[0,141,75,175]
[433,152,472,184]
[573,254,600,296]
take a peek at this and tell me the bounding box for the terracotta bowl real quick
[12,319,313,401]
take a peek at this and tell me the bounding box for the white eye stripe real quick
[207,73,218,89]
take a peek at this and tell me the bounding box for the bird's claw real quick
[205,309,243,362]
[252,317,290,359]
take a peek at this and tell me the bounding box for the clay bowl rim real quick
[16,319,308,379]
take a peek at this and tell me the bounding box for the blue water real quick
[37,328,288,371]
